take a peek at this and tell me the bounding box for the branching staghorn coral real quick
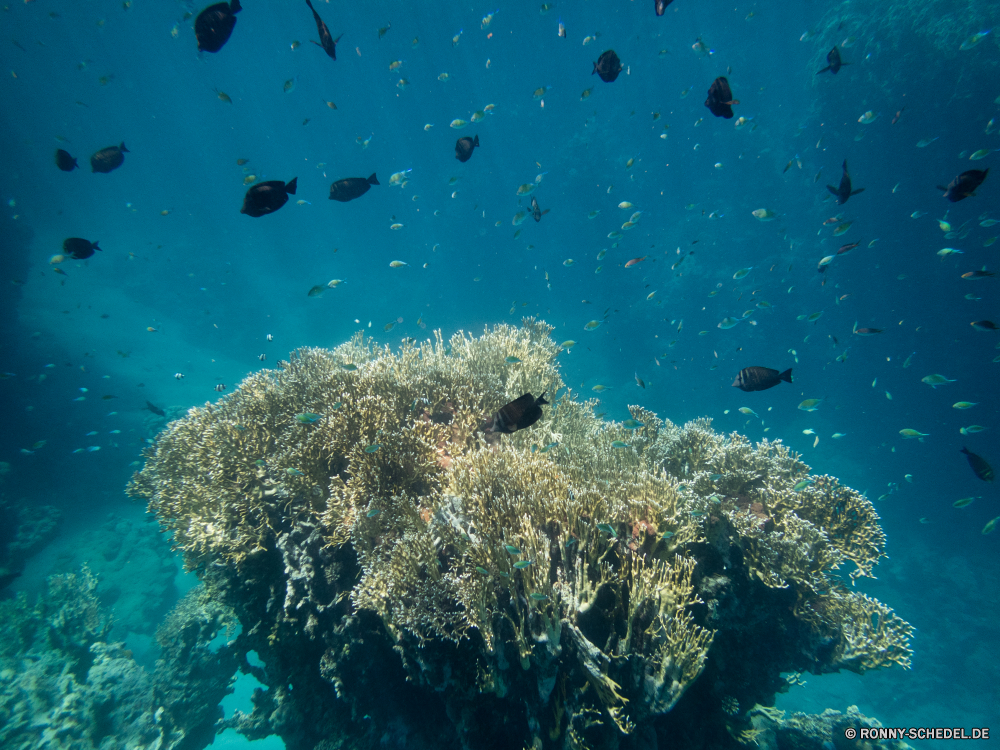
[128,319,912,750]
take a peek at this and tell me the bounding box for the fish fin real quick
[779,368,793,383]
[231,0,242,12]
[333,34,344,44]
[473,134,479,147]
[119,142,129,152]
[541,209,551,216]
[304,0,314,8]
[936,185,948,192]
[310,40,322,47]
[826,185,839,196]
[92,241,101,252]
[285,177,298,195]
[816,65,831,74]
[851,187,865,196]
[592,63,598,75]
[368,172,379,185]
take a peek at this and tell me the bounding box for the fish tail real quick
[304,0,314,8]
[231,0,242,12]
[473,134,479,147]
[779,368,793,383]
[120,142,129,152]
[92,241,101,251]
[816,66,831,74]
[368,173,379,185]
[285,177,298,194]
[826,185,839,196]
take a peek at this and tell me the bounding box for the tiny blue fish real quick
[611,440,631,448]
[341,363,358,371]
[539,442,558,453]
[255,459,266,467]
[529,592,548,601]
[661,531,675,539]
[513,560,534,569]
[597,523,617,537]
[286,467,305,476]
[475,566,489,575]
[622,419,644,429]
[295,413,321,424]
[709,473,723,481]
[504,544,521,555]
[505,356,522,364]
[364,444,381,453]
[793,479,814,491]
[87,446,101,452]
[366,508,380,517]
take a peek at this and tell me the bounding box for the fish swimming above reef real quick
[63,237,101,259]
[304,0,343,59]
[961,446,994,481]
[705,77,739,119]
[732,366,792,392]
[455,135,479,163]
[90,142,128,173]
[592,50,623,82]
[827,160,865,204]
[145,400,166,417]
[482,392,549,438]
[654,0,673,15]
[241,177,297,217]
[328,173,378,202]
[531,195,550,222]
[55,149,78,171]
[195,0,242,53]
[938,169,989,202]
[817,45,850,74]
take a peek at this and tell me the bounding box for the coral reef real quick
[0,569,242,750]
[0,497,61,591]
[128,320,913,750]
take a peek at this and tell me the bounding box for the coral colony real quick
[3,322,913,750]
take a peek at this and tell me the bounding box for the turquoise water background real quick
[1,0,998,747]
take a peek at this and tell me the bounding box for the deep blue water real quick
[1,0,998,747]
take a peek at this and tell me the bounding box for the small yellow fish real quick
[581,88,593,100]
[533,86,549,100]
[290,40,301,50]
[899,428,929,439]
[214,88,232,104]
[470,110,486,122]
[584,320,602,331]
[738,407,758,417]
[283,78,296,93]
[858,110,878,124]
[831,432,847,439]
[832,221,853,236]
[752,208,777,221]
[243,175,257,185]
[396,78,409,90]
[389,223,404,230]
[389,60,403,70]
[389,260,408,268]
[325,100,337,110]
[798,399,822,412]
[450,119,468,129]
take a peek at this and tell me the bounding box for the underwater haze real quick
[1,0,998,748]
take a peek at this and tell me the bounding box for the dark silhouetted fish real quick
[827,159,865,204]
[655,0,673,15]
[592,49,623,82]
[836,242,860,255]
[938,169,989,202]
[961,446,994,482]
[531,195,550,222]
[732,366,792,392]
[195,0,242,53]
[241,177,297,217]
[90,142,128,173]
[55,149,78,172]
[705,76,739,119]
[305,0,342,60]
[455,135,479,162]
[484,392,549,435]
[328,173,378,202]
[63,237,101,259]
[146,400,166,417]
[817,46,849,74]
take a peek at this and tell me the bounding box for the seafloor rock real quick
[0,498,61,591]
[128,321,914,750]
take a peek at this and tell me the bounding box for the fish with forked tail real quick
[705,77,739,119]
[195,0,242,53]
[938,169,989,202]
[305,0,343,59]
[241,177,297,217]
[817,46,850,74]
[329,173,378,202]
[827,159,865,204]
[732,366,792,392]
[482,392,549,439]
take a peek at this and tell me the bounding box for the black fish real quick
[961,447,994,482]
[655,0,673,15]
[705,76,739,119]
[455,135,479,162]
[531,196,550,222]
[90,142,129,173]
[817,46,850,74]
[592,49,623,83]
[63,237,101,259]
[328,173,379,202]
[938,169,989,202]
[827,159,865,205]
[241,177,298,217]
[305,0,343,60]
[195,0,242,53]
[484,392,549,435]
[145,400,166,417]
[55,149,78,172]
[732,366,792,392]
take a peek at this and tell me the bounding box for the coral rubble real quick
[127,320,913,750]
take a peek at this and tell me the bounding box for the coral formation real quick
[0,569,242,750]
[128,320,913,749]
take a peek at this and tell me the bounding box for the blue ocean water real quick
[0,0,997,748]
